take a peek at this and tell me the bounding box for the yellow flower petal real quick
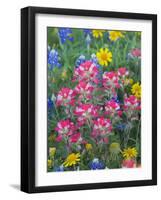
[96,48,112,67]
[109,31,124,41]
[92,30,105,38]
[131,82,141,99]
[122,147,138,159]
[63,153,80,167]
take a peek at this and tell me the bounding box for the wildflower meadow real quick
[47,28,141,172]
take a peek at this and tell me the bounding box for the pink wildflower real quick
[69,132,81,143]
[117,67,129,77]
[124,95,141,110]
[117,110,123,117]
[55,119,76,136]
[131,48,141,57]
[55,135,63,142]
[56,88,76,106]
[75,81,94,100]
[76,116,87,127]
[105,100,120,115]
[102,71,120,92]
[102,137,109,144]
[122,159,136,168]
[74,104,100,127]
[92,117,112,138]
[73,61,99,83]
[81,140,88,145]
[74,104,99,119]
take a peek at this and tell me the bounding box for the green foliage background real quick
[47,28,141,172]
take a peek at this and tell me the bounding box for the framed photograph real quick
[21,6,157,193]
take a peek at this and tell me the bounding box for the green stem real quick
[136,119,141,147]
[54,103,60,120]
[124,122,131,148]
[87,118,91,131]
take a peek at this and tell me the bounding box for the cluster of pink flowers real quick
[73,61,99,84]
[102,67,129,95]
[102,71,120,95]
[55,119,82,144]
[124,95,141,111]
[69,132,81,143]
[56,88,76,106]
[105,100,120,116]
[122,159,136,168]
[54,61,141,146]
[75,81,94,100]
[131,48,141,58]
[117,67,129,78]
[55,119,76,136]
[74,104,100,126]
[74,104,99,118]
[92,117,112,138]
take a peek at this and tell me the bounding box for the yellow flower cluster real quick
[92,30,105,38]
[131,82,141,99]
[63,153,80,167]
[96,48,112,67]
[48,159,53,169]
[47,147,56,169]
[109,31,124,41]
[122,147,138,159]
[85,143,92,150]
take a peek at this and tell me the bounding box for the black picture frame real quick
[21,6,157,193]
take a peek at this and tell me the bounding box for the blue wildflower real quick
[83,29,92,36]
[90,54,100,68]
[48,48,61,70]
[89,158,105,170]
[48,98,53,110]
[58,28,74,44]
[111,96,120,103]
[75,55,86,68]
[116,123,126,131]
[54,165,64,172]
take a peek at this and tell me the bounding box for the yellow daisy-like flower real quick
[96,48,112,66]
[109,31,124,41]
[131,82,141,99]
[85,143,92,150]
[122,147,138,159]
[47,159,53,169]
[92,30,105,38]
[63,153,80,167]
